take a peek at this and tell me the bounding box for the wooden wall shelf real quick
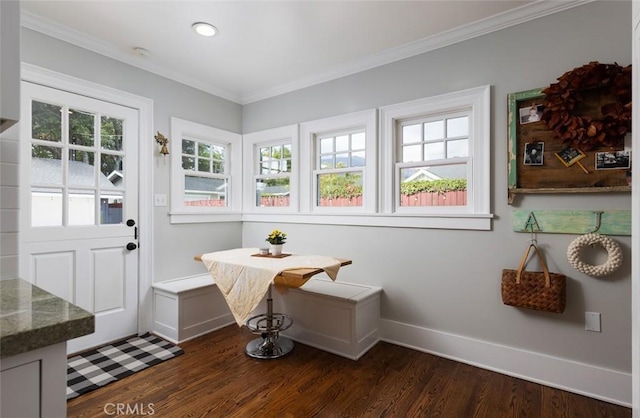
[507,88,631,205]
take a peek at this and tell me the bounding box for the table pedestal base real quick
[245,286,294,359]
[245,335,294,359]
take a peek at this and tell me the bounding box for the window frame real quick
[379,85,491,228]
[299,109,377,214]
[169,117,242,224]
[242,124,299,213]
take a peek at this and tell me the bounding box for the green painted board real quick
[512,210,631,236]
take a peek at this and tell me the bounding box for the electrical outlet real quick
[154,194,167,207]
[585,311,601,332]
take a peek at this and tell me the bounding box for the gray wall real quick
[20,28,243,281]
[242,1,632,372]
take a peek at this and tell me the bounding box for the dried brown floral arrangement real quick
[541,61,631,150]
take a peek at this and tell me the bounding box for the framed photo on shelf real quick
[595,150,631,170]
[523,142,544,165]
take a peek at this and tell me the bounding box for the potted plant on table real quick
[266,230,287,256]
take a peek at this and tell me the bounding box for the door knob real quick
[126,242,137,251]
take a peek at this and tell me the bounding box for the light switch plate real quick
[154,194,167,207]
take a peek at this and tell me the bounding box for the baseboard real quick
[380,319,632,407]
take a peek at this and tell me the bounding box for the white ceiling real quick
[21,1,588,104]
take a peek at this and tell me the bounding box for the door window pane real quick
[101,116,124,151]
[101,154,123,186]
[100,193,123,224]
[68,151,96,187]
[32,101,62,142]
[69,109,95,146]
[31,187,62,226]
[31,146,62,185]
[69,189,96,226]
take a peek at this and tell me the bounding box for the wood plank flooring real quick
[67,325,631,417]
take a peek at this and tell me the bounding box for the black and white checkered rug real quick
[67,333,184,400]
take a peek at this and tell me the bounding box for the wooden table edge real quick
[194,254,352,280]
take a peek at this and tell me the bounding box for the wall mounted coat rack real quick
[512,210,631,236]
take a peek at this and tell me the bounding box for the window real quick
[397,113,469,209]
[299,109,377,213]
[315,130,365,208]
[170,117,241,223]
[380,85,491,229]
[243,125,298,212]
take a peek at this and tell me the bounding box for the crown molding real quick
[20,9,242,104]
[21,1,594,105]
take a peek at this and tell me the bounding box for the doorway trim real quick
[21,63,155,335]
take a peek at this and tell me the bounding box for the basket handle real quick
[516,244,551,287]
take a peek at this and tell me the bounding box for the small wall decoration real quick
[554,146,589,174]
[154,131,170,161]
[520,104,544,125]
[566,233,623,277]
[595,150,631,170]
[523,142,544,166]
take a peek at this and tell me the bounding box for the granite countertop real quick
[0,278,94,358]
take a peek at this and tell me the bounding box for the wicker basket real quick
[501,244,566,313]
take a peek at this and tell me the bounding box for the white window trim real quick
[169,117,242,224]
[242,124,299,213]
[379,85,492,229]
[299,109,377,214]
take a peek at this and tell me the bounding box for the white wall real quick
[0,1,20,280]
[20,28,244,281]
[242,1,633,405]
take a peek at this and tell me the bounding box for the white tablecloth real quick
[200,248,342,325]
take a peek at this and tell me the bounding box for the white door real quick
[20,82,139,354]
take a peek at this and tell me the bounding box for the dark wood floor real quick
[67,325,631,417]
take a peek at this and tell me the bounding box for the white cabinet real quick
[0,0,21,133]
[0,342,67,418]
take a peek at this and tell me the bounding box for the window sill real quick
[169,211,242,224]
[241,212,493,230]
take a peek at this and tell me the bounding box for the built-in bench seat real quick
[151,275,382,360]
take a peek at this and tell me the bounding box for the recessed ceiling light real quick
[192,22,218,37]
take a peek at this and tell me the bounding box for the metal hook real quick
[588,211,604,233]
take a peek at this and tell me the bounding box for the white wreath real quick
[567,233,623,277]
